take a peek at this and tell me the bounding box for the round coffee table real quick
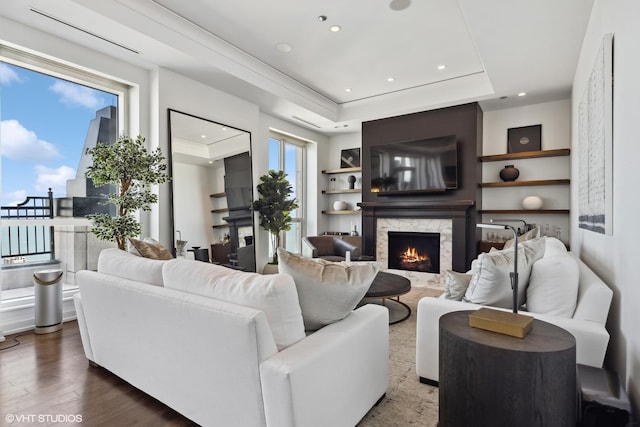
[362,271,412,324]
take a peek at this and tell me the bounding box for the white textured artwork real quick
[578,33,613,235]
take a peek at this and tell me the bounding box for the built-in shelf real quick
[479,179,570,188]
[480,149,570,162]
[479,209,570,214]
[321,210,361,215]
[322,167,362,174]
[322,189,361,194]
[211,208,229,213]
[210,192,226,198]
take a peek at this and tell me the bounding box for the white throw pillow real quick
[463,237,545,309]
[162,258,305,350]
[503,226,540,250]
[277,248,381,331]
[443,270,472,301]
[527,253,579,318]
[98,247,166,286]
[544,237,568,257]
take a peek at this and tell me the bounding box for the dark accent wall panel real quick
[361,103,483,270]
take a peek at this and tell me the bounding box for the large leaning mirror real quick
[168,109,256,272]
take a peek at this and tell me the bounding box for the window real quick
[268,132,305,254]
[1,45,127,299]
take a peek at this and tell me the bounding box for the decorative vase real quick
[522,196,543,210]
[348,175,356,189]
[333,200,348,211]
[499,165,520,182]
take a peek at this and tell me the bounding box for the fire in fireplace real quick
[388,231,440,273]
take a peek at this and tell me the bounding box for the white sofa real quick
[74,248,389,426]
[416,241,613,385]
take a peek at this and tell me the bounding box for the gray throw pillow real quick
[443,270,472,301]
[277,248,380,331]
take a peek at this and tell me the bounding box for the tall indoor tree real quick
[252,169,299,264]
[85,134,169,250]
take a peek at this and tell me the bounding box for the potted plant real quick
[252,170,299,265]
[85,134,170,250]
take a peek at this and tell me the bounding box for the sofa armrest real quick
[260,304,389,427]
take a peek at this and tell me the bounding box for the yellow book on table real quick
[468,307,533,338]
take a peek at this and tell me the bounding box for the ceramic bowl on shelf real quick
[333,200,348,211]
[522,196,543,210]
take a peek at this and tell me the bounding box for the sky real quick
[0,61,117,206]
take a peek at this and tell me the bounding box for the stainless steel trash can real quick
[33,269,64,334]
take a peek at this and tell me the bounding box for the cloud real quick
[34,165,75,196]
[49,80,104,109]
[2,189,27,206]
[1,120,60,162]
[0,63,22,85]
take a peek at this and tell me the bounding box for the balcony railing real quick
[1,189,55,264]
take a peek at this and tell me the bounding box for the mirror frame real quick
[167,108,256,271]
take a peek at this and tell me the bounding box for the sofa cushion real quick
[544,237,568,257]
[277,248,380,331]
[97,247,166,286]
[527,253,579,318]
[163,258,305,350]
[463,237,545,309]
[443,270,472,301]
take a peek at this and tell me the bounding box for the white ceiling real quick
[0,0,594,134]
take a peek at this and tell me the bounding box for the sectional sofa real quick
[74,248,389,426]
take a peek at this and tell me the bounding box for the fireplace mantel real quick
[359,199,476,272]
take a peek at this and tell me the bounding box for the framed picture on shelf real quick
[340,148,360,168]
[507,125,541,153]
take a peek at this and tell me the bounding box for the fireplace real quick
[388,231,440,273]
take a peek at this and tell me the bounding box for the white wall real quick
[572,0,640,414]
[482,100,571,242]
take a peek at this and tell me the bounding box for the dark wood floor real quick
[0,321,198,426]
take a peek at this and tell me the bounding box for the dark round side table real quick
[362,271,411,324]
[439,310,577,427]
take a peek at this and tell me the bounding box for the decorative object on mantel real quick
[522,195,544,210]
[507,124,542,153]
[348,175,356,189]
[340,148,360,168]
[499,164,520,182]
[473,222,534,338]
[333,200,348,211]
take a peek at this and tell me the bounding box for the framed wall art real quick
[507,125,542,153]
[340,148,360,168]
[578,33,614,235]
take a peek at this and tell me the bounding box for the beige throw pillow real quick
[503,226,540,250]
[277,248,380,331]
[463,237,545,309]
[443,270,472,301]
[129,238,174,260]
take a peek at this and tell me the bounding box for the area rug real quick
[358,286,442,426]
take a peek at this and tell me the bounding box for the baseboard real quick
[419,376,439,387]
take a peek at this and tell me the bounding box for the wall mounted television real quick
[370,134,458,195]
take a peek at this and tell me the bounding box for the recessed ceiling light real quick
[518,92,527,97]
[221,127,227,131]
[201,134,207,138]
[208,160,213,164]
[345,88,352,92]
[276,43,292,53]
[437,64,447,70]
[389,0,412,11]
[330,25,341,32]
[387,77,396,82]
[318,15,327,22]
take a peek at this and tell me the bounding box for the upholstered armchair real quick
[302,236,361,262]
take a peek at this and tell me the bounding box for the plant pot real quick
[499,165,520,182]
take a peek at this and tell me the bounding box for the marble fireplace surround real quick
[376,218,452,288]
[360,200,476,288]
